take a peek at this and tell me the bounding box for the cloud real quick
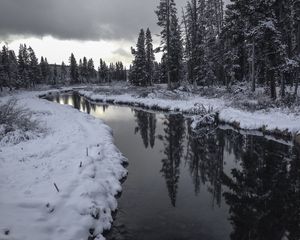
[0,0,187,41]
[112,47,132,59]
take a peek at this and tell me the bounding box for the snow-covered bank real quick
[77,88,300,136]
[0,91,127,240]
[78,90,223,115]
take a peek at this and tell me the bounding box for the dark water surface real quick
[46,93,300,240]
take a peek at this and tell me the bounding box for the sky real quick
[0,0,226,67]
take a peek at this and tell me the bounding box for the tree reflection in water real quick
[134,110,156,149]
[186,120,224,207]
[160,114,185,207]
[222,134,300,240]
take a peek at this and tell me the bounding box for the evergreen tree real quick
[82,57,88,82]
[145,28,155,86]
[183,0,205,86]
[60,61,67,84]
[87,58,95,80]
[18,44,30,88]
[98,58,108,83]
[69,53,79,84]
[53,63,58,85]
[28,46,40,86]
[156,0,183,89]
[40,56,50,84]
[293,0,300,97]
[159,53,169,84]
[8,50,18,89]
[0,46,11,90]
[153,61,161,84]
[130,29,147,86]
[78,59,83,83]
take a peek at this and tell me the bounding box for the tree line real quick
[0,44,127,91]
[129,0,300,100]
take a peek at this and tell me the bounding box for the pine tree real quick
[53,63,58,85]
[156,0,183,89]
[18,44,30,88]
[82,57,88,82]
[108,63,114,82]
[60,61,67,84]
[184,0,206,86]
[145,28,155,86]
[28,46,40,86]
[78,59,83,83]
[98,58,108,83]
[221,0,250,86]
[159,53,169,84]
[130,29,147,86]
[87,58,95,80]
[293,0,300,97]
[69,53,79,84]
[40,56,50,84]
[8,50,18,89]
[1,46,10,90]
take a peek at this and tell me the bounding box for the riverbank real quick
[73,83,300,138]
[0,90,127,240]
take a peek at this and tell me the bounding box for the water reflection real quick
[160,114,185,207]
[134,110,157,149]
[186,122,224,207]
[222,135,300,240]
[46,93,300,240]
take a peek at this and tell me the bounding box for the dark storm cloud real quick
[0,0,187,41]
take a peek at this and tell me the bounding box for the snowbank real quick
[219,108,300,134]
[78,90,224,115]
[0,91,127,240]
[77,89,300,135]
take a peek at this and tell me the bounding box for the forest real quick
[1,0,300,101]
[129,0,300,101]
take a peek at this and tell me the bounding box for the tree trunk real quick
[295,70,299,98]
[251,41,256,92]
[270,70,277,100]
[280,72,285,98]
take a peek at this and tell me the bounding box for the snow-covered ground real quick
[1,83,299,239]
[0,91,127,240]
[78,85,300,136]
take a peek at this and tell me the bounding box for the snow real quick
[1,85,299,239]
[78,90,224,115]
[77,88,300,135]
[219,107,300,133]
[0,91,127,240]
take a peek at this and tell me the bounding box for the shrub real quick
[0,99,42,145]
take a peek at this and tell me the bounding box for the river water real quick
[46,93,300,240]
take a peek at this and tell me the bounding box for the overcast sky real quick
[0,0,225,66]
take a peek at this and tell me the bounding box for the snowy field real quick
[0,90,127,240]
[78,83,300,136]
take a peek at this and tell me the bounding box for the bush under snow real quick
[0,99,43,146]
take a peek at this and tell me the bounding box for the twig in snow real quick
[53,183,60,192]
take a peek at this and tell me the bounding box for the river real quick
[46,92,300,240]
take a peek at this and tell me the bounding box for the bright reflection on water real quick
[47,93,300,240]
